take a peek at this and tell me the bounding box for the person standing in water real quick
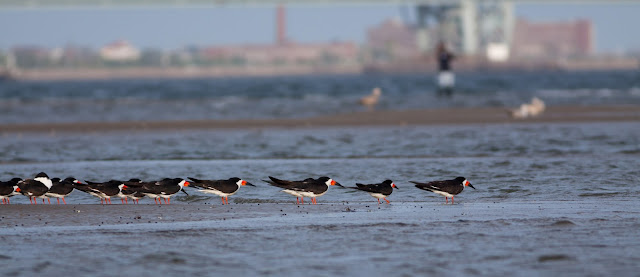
[436,41,455,94]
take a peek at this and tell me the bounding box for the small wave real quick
[538,254,573,263]
[549,220,576,227]
[618,149,640,155]
[579,192,621,197]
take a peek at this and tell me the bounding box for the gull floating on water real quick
[509,97,545,119]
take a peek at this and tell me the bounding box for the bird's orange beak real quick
[242,180,247,186]
[16,187,21,192]
[331,180,336,186]
[184,181,190,187]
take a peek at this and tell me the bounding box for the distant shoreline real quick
[2,56,638,82]
[2,105,638,134]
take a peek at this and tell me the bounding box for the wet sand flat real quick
[2,200,640,276]
[1,105,639,133]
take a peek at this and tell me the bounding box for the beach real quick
[2,105,639,133]
[3,200,640,276]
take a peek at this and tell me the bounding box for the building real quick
[100,40,141,62]
[512,19,594,59]
[200,42,358,66]
[366,18,421,61]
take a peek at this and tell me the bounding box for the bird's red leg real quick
[385,198,390,204]
[57,198,60,204]
[168,198,171,205]
[63,198,67,204]
[296,197,299,204]
[301,197,304,204]
[445,197,448,204]
[377,199,381,205]
[451,196,454,204]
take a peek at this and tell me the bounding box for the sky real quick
[0,3,639,53]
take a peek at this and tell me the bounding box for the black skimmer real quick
[18,172,53,204]
[411,177,475,204]
[188,177,254,205]
[77,180,127,204]
[128,178,189,204]
[46,177,80,204]
[348,179,398,204]
[264,176,342,204]
[0,178,22,204]
[121,179,146,204]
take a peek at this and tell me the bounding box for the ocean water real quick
[1,70,639,124]
[1,72,640,276]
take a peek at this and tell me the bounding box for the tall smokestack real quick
[276,4,286,45]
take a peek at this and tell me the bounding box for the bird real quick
[121,178,146,204]
[46,177,80,204]
[0,178,22,204]
[411,177,475,204]
[359,87,382,110]
[188,177,254,205]
[348,179,398,204]
[264,176,342,205]
[76,180,127,204]
[18,172,53,204]
[509,97,545,119]
[127,178,189,205]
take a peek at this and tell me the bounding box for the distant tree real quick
[139,49,165,67]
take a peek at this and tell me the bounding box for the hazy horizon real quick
[0,3,639,53]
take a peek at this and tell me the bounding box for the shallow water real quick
[1,122,639,204]
[1,71,639,124]
[2,201,640,276]
[1,122,639,276]
[1,72,640,275]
